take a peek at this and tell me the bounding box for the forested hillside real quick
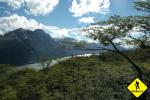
[0,49,150,100]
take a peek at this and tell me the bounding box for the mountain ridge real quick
[0,28,100,65]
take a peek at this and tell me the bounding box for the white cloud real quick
[69,0,110,17]
[0,0,59,15]
[0,14,42,35]
[79,17,94,24]
[0,14,60,37]
[43,26,72,38]
[0,14,96,43]
[0,0,24,9]
[25,0,59,16]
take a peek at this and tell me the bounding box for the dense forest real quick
[0,49,150,100]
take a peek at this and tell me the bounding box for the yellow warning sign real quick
[128,78,147,97]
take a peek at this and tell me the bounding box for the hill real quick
[0,49,150,100]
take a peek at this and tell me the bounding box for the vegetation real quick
[82,0,149,76]
[0,0,149,100]
[134,0,150,13]
[81,0,149,99]
[0,49,150,100]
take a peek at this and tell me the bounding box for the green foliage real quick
[0,49,150,100]
[0,1,149,100]
[134,0,150,12]
[0,85,18,100]
[83,0,150,49]
[84,14,150,48]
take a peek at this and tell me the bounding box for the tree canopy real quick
[134,0,150,13]
[82,0,150,49]
[82,1,150,99]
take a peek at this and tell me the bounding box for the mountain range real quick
[0,28,100,65]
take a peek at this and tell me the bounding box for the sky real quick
[0,0,144,41]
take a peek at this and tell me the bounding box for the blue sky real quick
[0,0,144,40]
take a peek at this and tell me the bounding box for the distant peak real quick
[15,28,25,32]
[34,29,45,33]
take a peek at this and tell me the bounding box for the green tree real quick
[126,0,150,49]
[82,0,150,100]
[82,15,144,77]
[134,0,150,13]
